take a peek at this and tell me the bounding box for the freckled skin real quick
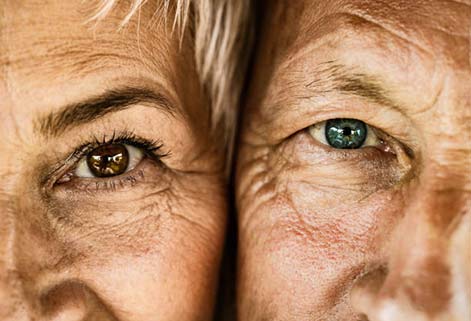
[0,1,226,320]
[236,1,471,320]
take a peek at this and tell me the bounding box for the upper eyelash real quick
[41,130,169,192]
[72,130,169,163]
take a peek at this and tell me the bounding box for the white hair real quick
[92,0,252,143]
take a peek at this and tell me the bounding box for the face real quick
[237,1,471,320]
[0,1,226,320]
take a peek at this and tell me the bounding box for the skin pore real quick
[236,1,470,320]
[0,1,227,320]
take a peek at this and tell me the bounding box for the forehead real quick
[251,0,471,129]
[262,0,470,68]
[2,0,179,80]
[0,0,192,111]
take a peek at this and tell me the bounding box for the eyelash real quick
[53,130,169,191]
[72,130,167,163]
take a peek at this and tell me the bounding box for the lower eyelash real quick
[66,168,146,193]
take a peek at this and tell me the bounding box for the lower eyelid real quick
[288,132,401,175]
[61,168,145,193]
[54,157,164,194]
[298,129,412,185]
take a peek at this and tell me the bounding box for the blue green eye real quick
[325,118,367,149]
[309,118,379,149]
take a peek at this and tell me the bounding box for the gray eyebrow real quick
[306,61,404,113]
[37,86,175,137]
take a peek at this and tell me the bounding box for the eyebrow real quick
[37,87,175,137]
[306,61,403,112]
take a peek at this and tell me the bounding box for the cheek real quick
[257,186,402,267]
[239,185,404,317]
[237,140,406,316]
[75,198,224,318]
[17,175,227,320]
[46,172,226,260]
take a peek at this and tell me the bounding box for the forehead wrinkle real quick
[7,42,162,80]
[306,11,433,58]
[274,11,433,83]
[265,19,414,114]
[3,28,173,79]
[1,1,175,82]
[339,0,471,36]
[345,5,471,68]
[264,4,467,120]
[301,1,471,64]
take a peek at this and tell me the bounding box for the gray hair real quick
[93,0,253,143]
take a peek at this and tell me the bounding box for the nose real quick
[350,187,471,321]
[0,195,107,321]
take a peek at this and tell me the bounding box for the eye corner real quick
[402,144,415,159]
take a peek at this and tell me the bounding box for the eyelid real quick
[49,130,168,186]
[262,90,418,148]
[55,158,169,195]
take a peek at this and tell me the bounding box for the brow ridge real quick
[306,61,404,114]
[37,86,175,137]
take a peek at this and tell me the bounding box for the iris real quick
[86,144,130,177]
[325,118,367,149]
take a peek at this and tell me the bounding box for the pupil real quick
[86,144,129,177]
[325,118,367,149]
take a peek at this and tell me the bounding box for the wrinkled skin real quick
[0,1,226,320]
[236,1,471,320]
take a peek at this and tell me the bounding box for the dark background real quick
[213,2,261,319]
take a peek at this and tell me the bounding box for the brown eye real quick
[86,144,129,177]
[75,144,144,178]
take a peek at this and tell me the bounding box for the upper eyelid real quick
[305,62,401,111]
[264,62,408,124]
[254,92,416,148]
